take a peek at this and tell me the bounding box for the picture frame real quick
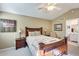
[54,24,62,31]
[0,19,16,32]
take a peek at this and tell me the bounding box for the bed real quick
[25,27,67,56]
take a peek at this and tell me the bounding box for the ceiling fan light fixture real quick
[38,3,61,12]
[47,6,56,11]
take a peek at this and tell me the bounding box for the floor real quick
[68,42,79,56]
[0,42,79,56]
[0,47,32,56]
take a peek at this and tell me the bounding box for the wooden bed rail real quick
[39,37,67,55]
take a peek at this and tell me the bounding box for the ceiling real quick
[0,3,79,20]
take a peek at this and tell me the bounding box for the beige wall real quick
[52,8,79,39]
[0,11,52,49]
[52,19,66,39]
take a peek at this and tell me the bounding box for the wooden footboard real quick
[39,37,67,56]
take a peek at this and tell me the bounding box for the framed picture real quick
[54,24,62,31]
[0,19,16,32]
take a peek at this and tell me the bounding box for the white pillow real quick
[35,31,41,36]
[28,31,41,36]
[28,32,35,36]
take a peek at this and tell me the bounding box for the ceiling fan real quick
[38,3,61,12]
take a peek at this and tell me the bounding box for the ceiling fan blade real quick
[38,3,61,11]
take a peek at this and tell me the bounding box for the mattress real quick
[26,35,62,56]
[0,47,32,56]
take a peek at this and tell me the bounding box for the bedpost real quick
[25,27,28,37]
[64,37,68,55]
[39,43,45,56]
[40,27,42,35]
[64,37,67,44]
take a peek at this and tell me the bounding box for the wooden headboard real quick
[25,27,43,37]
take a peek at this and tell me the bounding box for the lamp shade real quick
[18,30,21,33]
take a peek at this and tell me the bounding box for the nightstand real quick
[16,37,27,49]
